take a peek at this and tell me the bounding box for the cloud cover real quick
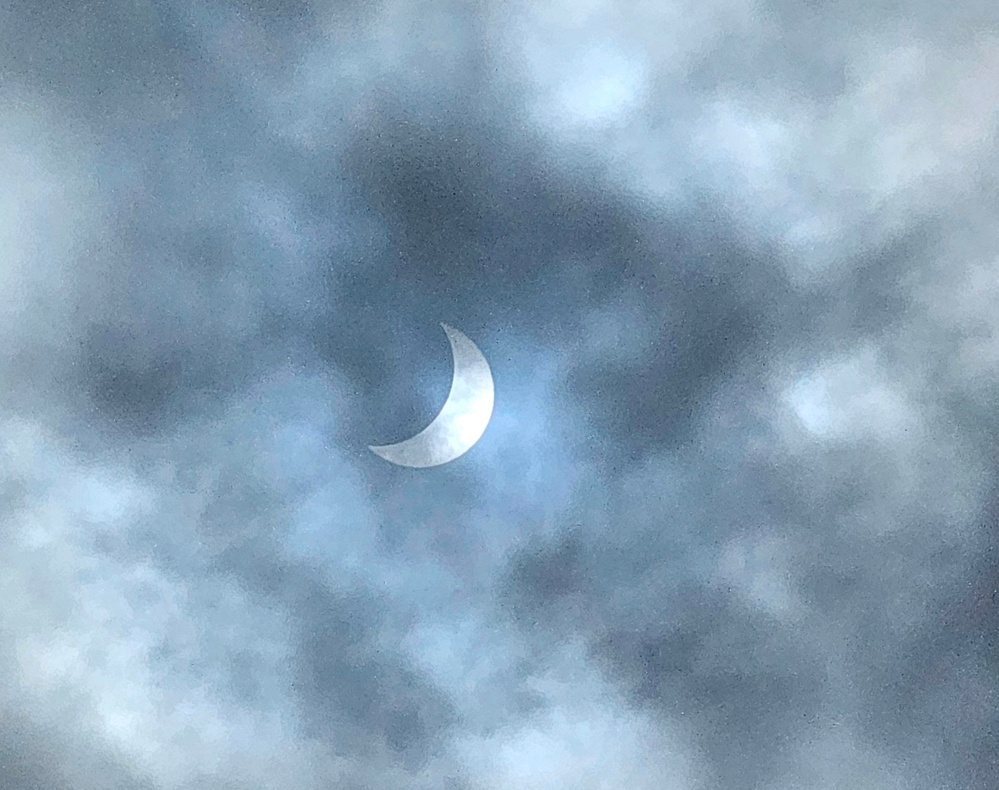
[1,0,997,787]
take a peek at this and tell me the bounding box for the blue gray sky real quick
[1,1,997,788]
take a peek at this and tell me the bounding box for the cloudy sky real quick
[1,0,997,788]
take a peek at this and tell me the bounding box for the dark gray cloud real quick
[1,0,997,788]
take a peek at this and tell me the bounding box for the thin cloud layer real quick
[1,1,997,789]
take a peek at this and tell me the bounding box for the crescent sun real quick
[368,324,495,468]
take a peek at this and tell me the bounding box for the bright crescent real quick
[368,324,494,468]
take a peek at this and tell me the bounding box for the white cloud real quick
[783,347,916,441]
[458,644,697,790]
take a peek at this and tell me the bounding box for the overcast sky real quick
[1,1,997,788]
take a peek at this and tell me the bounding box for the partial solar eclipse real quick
[368,324,494,468]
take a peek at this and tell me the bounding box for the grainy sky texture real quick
[1,1,998,788]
